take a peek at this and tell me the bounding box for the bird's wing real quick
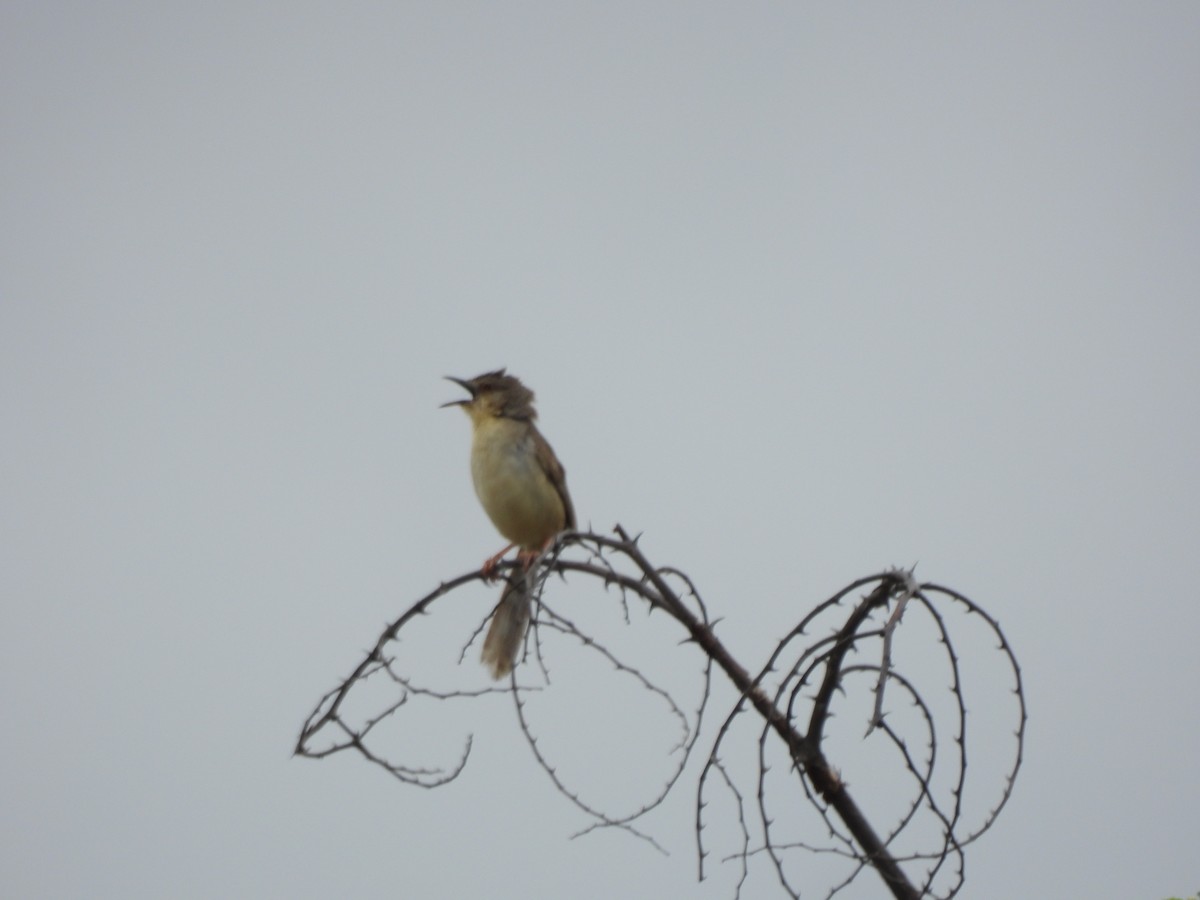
[531,426,575,530]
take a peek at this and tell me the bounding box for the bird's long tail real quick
[481,574,532,679]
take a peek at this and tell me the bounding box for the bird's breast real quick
[469,418,565,549]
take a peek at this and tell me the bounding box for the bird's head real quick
[441,368,538,425]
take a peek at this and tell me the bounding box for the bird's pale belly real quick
[470,433,564,549]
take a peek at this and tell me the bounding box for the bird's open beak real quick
[440,376,473,408]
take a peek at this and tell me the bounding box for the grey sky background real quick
[3,4,1198,898]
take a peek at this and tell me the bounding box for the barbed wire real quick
[295,527,1025,898]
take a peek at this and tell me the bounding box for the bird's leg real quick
[515,535,557,570]
[480,543,515,579]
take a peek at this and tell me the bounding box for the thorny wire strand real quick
[292,537,584,763]
[762,579,900,899]
[788,587,969,894]
[295,533,1024,900]
[777,623,946,871]
[918,583,1026,843]
[294,568,487,786]
[545,552,925,899]
[695,574,888,883]
[773,583,985,900]
[511,534,714,848]
[807,666,960,900]
[859,582,1024,895]
[297,529,715,817]
[855,584,1026,861]
[296,555,556,783]
[552,540,710,844]
[746,668,950,900]
[293,526,720,796]
[701,575,1023,900]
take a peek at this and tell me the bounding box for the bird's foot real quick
[480,543,516,581]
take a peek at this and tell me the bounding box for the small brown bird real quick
[443,369,575,678]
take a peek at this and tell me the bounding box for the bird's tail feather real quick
[481,576,532,679]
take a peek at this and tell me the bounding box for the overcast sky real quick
[3,4,1198,899]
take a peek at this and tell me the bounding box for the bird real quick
[442,369,575,678]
